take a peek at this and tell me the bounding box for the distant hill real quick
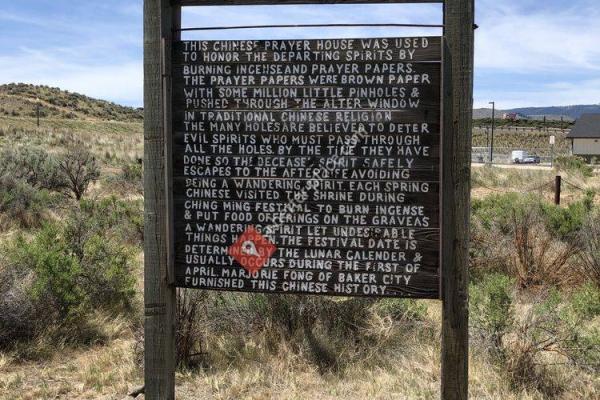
[0,83,143,122]
[474,104,600,121]
[2,82,597,124]
[473,108,508,119]
[510,105,600,120]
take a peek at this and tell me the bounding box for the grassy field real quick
[1,112,599,399]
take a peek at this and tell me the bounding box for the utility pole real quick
[36,99,40,127]
[489,101,495,164]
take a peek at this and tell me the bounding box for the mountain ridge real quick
[473,104,600,120]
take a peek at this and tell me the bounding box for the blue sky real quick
[1,0,599,109]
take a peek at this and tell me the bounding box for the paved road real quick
[472,162,553,170]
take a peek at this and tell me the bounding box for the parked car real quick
[522,155,541,164]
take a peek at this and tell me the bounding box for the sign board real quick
[172,37,442,298]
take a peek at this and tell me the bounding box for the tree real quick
[58,146,100,200]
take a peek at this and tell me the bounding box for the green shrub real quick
[76,196,143,245]
[554,156,593,178]
[77,234,136,311]
[569,283,600,320]
[1,216,137,350]
[0,146,64,190]
[470,273,514,352]
[0,175,51,229]
[472,192,523,232]
[121,161,143,183]
[473,190,595,240]
[505,289,600,390]
[0,259,51,346]
[540,190,595,239]
[195,293,379,372]
[579,212,600,286]
[10,224,84,319]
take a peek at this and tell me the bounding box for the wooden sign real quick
[146,1,473,399]
[172,37,442,298]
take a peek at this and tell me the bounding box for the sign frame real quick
[143,1,473,399]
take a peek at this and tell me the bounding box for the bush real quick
[11,224,84,319]
[470,273,514,353]
[0,215,137,352]
[578,212,600,286]
[121,161,143,183]
[472,193,585,288]
[76,234,136,311]
[188,293,389,372]
[569,283,600,320]
[0,176,53,229]
[373,298,427,321]
[0,259,51,346]
[57,145,100,200]
[106,161,144,195]
[505,290,600,393]
[176,289,208,369]
[0,146,64,190]
[76,196,143,245]
[472,193,522,233]
[510,206,579,288]
[554,155,593,178]
[540,190,595,239]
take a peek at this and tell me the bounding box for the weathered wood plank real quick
[172,231,441,255]
[175,272,440,298]
[143,1,178,399]
[173,39,441,64]
[441,0,473,398]
[172,35,442,299]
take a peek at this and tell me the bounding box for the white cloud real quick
[471,2,600,107]
[2,1,599,109]
[475,3,600,72]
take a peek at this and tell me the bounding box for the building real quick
[566,114,600,160]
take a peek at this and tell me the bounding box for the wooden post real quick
[442,0,473,399]
[489,101,495,165]
[555,175,561,205]
[144,0,178,398]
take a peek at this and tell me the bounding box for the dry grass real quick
[0,315,137,400]
[0,117,142,167]
[511,213,580,288]
[1,115,599,399]
[1,298,598,399]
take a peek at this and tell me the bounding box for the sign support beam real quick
[144,0,180,399]
[441,0,473,399]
